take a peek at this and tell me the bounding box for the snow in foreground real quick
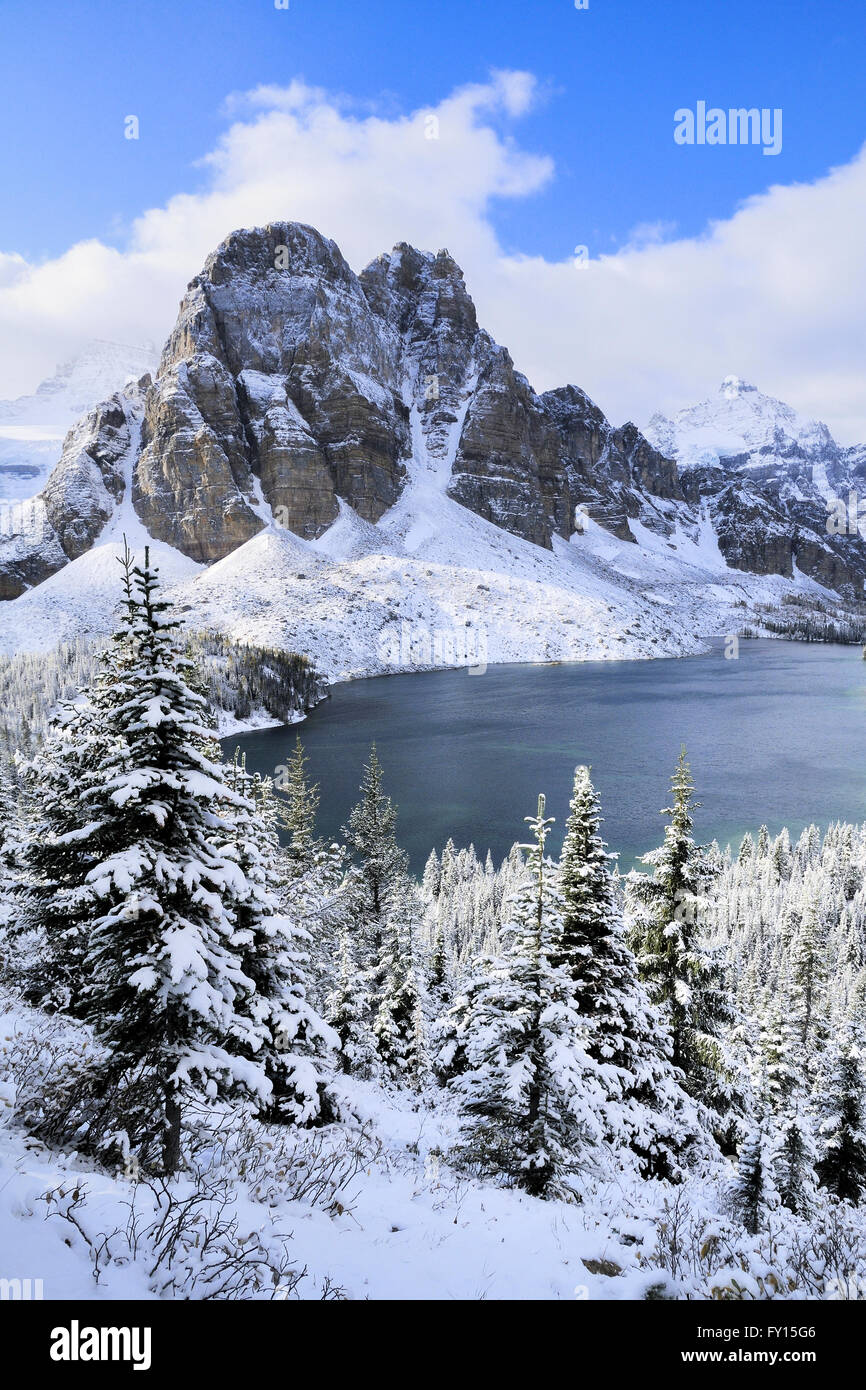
[2,997,862,1303]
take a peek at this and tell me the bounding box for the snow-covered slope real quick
[0,340,156,506]
[0,366,829,678]
[0,230,862,674]
[647,376,866,591]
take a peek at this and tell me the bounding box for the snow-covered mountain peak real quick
[4,223,866,656]
[650,376,837,472]
[719,375,758,399]
[0,339,157,428]
[0,340,158,518]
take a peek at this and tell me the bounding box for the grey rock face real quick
[44,392,133,560]
[136,223,411,557]
[133,223,681,560]
[654,378,866,596]
[0,503,68,600]
[8,225,866,604]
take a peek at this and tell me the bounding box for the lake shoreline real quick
[226,639,866,875]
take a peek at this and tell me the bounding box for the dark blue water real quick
[226,640,866,872]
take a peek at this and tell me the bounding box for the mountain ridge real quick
[0,222,863,676]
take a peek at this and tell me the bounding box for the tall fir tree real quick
[373,875,430,1088]
[275,735,321,877]
[815,1026,866,1205]
[728,1122,780,1234]
[218,751,337,1124]
[790,877,827,1054]
[21,546,329,1172]
[450,796,602,1198]
[556,764,703,1178]
[626,749,736,1131]
[342,745,409,949]
[325,921,378,1078]
[14,552,144,1009]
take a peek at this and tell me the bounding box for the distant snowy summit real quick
[645,376,866,587]
[0,339,157,429]
[0,340,158,526]
[647,375,843,477]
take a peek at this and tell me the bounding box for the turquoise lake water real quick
[227,640,866,872]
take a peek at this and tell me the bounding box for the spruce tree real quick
[22,547,328,1172]
[815,1027,866,1204]
[754,1000,816,1214]
[276,735,320,877]
[422,849,441,900]
[218,751,337,1124]
[342,745,409,942]
[772,829,793,883]
[450,796,602,1198]
[758,1001,801,1115]
[775,1106,817,1216]
[15,695,106,1008]
[729,1123,780,1234]
[325,922,378,1078]
[269,748,349,1015]
[556,765,702,1177]
[626,749,735,1127]
[373,875,430,1088]
[15,553,143,1009]
[790,878,826,1052]
[79,550,279,1169]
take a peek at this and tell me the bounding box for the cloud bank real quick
[2,72,866,441]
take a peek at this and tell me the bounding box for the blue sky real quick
[2,0,863,261]
[2,0,866,438]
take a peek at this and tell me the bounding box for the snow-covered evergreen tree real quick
[556,764,702,1178]
[790,877,827,1053]
[373,875,430,1088]
[342,745,409,965]
[13,550,151,1010]
[325,922,378,1078]
[275,735,320,877]
[422,849,441,900]
[815,1027,866,1205]
[772,828,793,883]
[626,749,736,1128]
[217,750,337,1124]
[20,546,332,1172]
[450,796,602,1198]
[758,1001,801,1115]
[728,1122,780,1234]
[775,1105,818,1216]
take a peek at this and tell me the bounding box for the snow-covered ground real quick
[0,1086,656,1302]
[4,992,857,1304]
[0,997,724,1303]
[0,368,836,679]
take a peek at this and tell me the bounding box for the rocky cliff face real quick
[125,223,685,561]
[135,224,412,560]
[0,383,146,599]
[648,377,866,596]
[112,222,684,563]
[5,227,866,602]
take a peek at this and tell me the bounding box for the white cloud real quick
[2,73,866,442]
